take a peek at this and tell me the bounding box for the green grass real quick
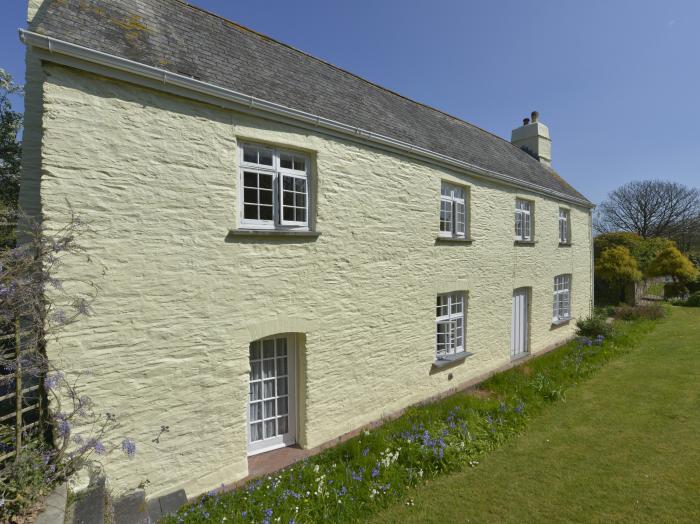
[371,307,700,523]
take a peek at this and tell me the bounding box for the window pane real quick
[250,402,262,421]
[264,419,276,438]
[251,361,262,381]
[283,208,295,221]
[263,340,275,358]
[251,422,263,442]
[283,191,294,205]
[243,147,257,164]
[263,379,275,399]
[295,178,306,193]
[250,382,262,401]
[250,341,261,360]
[277,357,288,376]
[244,188,258,204]
[259,173,273,189]
[277,397,288,416]
[294,158,306,171]
[259,150,273,166]
[243,171,257,187]
[295,209,306,222]
[277,377,288,396]
[259,189,273,205]
[283,176,294,190]
[264,400,276,419]
[296,193,306,208]
[278,416,288,434]
[280,154,293,169]
[263,359,275,378]
[277,338,287,355]
[260,205,273,221]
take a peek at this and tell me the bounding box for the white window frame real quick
[239,143,310,231]
[559,208,571,244]
[515,199,533,241]
[439,182,467,238]
[436,292,466,359]
[553,274,572,322]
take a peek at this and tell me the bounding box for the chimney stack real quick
[511,111,551,166]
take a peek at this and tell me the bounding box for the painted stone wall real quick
[30,64,592,497]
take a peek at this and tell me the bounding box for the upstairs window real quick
[240,143,310,230]
[559,208,571,244]
[553,274,571,322]
[436,293,465,359]
[515,199,532,241]
[439,182,467,238]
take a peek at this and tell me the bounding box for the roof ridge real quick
[173,0,528,156]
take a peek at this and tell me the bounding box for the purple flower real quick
[121,438,136,458]
[514,402,525,414]
[44,372,64,391]
[52,309,68,325]
[93,440,106,455]
[57,418,70,438]
[351,468,363,481]
[362,447,369,456]
[371,463,380,478]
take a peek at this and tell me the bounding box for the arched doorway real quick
[247,334,297,455]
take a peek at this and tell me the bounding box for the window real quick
[240,143,310,230]
[436,293,465,359]
[559,208,570,244]
[439,182,467,238]
[553,274,571,322]
[514,199,532,241]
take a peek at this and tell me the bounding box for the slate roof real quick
[30,0,591,204]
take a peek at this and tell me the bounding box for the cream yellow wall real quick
[33,64,592,498]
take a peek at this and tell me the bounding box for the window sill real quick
[559,242,573,247]
[432,352,473,368]
[228,229,322,239]
[435,236,473,244]
[551,317,572,327]
[514,240,537,246]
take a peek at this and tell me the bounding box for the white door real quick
[511,288,529,359]
[248,335,296,455]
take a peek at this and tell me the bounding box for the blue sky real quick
[2,0,699,203]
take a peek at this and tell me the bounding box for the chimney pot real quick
[523,118,530,126]
[531,111,539,123]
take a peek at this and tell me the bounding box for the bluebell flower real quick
[362,447,369,456]
[371,463,380,478]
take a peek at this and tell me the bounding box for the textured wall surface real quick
[32,64,592,498]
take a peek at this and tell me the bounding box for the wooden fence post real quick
[15,314,22,462]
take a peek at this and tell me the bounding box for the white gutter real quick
[20,29,594,209]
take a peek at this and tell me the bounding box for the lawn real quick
[371,307,700,523]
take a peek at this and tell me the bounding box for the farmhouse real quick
[20,0,593,499]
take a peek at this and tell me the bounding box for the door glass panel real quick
[250,382,262,401]
[263,379,275,399]
[277,377,288,396]
[251,422,263,442]
[264,420,276,438]
[250,402,262,421]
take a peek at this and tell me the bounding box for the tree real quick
[0,68,22,208]
[594,232,673,276]
[594,180,700,252]
[647,246,699,285]
[595,246,642,284]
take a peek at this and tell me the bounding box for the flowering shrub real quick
[163,320,654,524]
[0,211,135,520]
